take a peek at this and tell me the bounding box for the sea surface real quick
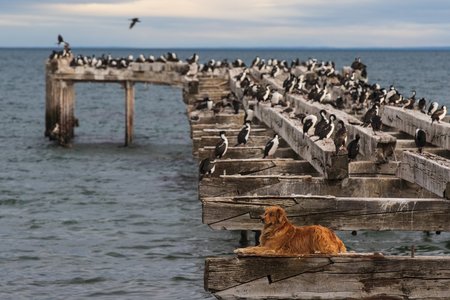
[0,48,449,299]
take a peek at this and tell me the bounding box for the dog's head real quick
[261,206,288,227]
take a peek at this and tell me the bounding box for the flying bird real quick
[129,18,140,29]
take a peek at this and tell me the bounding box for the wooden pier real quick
[45,52,450,299]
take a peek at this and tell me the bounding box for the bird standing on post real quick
[198,158,216,180]
[129,17,141,29]
[263,134,279,159]
[214,131,228,159]
[414,128,426,153]
[334,120,347,154]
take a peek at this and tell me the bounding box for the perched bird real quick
[57,34,69,47]
[315,114,336,141]
[129,17,140,29]
[198,158,216,180]
[263,134,280,159]
[431,105,447,124]
[371,115,382,134]
[362,104,379,127]
[417,98,427,113]
[334,120,347,154]
[195,97,213,111]
[427,101,439,115]
[214,131,228,159]
[301,114,318,137]
[235,121,251,146]
[347,134,361,161]
[414,128,426,153]
[314,109,328,136]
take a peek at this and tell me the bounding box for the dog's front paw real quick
[234,248,246,254]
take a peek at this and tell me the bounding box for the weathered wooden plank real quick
[288,94,397,162]
[199,175,436,199]
[205,255,450,299]
[211,159,319,177]
[381,105,450,150]
[399,151,450,199]
[349,161,399,176]
[197,147,298,160]
[202,195,450,231]
[192,128,274,139]
[193,136,286,153]
[254,102,348,179]
[188,111,245,125]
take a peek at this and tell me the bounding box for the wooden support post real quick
[399,151,450,199]
[205,255,450,299]
[45,63,59,137]
[58,80,75,146]
[202,195,450,231]
[124,81,135,146]
[381,105,450,150]
[254,103,348,179]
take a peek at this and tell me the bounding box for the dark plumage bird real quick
[198,158,216,180]
[362,104,379,127]
[347,134,360,161]
[214,131,228,159]
[415,128,426,153]
[195,97,213,111]
[371,115,382,134]
[315,114,336,141]
[235,121,251,146]
[57,34,68,46]
[263,134,279,159]
[313,109,328,136]
[129,17,140,29]
[417,98,427,113]
[431,105,447,124]
[334,120,347,154]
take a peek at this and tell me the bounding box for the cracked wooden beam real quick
[205,255,450,299]
[399,150,450,199]
[202,195,450,231]
[381,105,450,150]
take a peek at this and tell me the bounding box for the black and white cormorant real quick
[371,115,382,134]
[417,98,427,113]
[198,158,216,180]
[431,105,447,124]
[301,115,317,137]
[235,121,251,146]
[414,128,426,153]
[263,134,279,159]
[195,97,213,110]
[347,134,360,161]
[362,104,379,127]
[427,101,439,115]
[313,109,328,136]
[333,120,347,154]
[315,114,336,141]
[214,131,228,159]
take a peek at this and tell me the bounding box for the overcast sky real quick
[1,0,450,48]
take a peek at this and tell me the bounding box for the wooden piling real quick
[124,81,135,146]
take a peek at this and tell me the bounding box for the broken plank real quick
[205,254,450,299]
[202,195,450,231]
[381,105,450,150]
[192,128,273,139]
[199,175,437,199]
[399,150,450,199]
[254,102,348,179]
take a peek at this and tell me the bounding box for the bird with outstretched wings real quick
[129,18,140,29]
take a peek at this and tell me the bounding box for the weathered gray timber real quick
[381,105,450,150]
[254,102,348,179]
[191,128,273,139]
[288,94,397,161]
[399,151,450,199]
[188,112,245,126]
[199,175,436,199]
[198,146,298,160]
[211,159,319,176]
[205,254,450,299]
[185,75,230,104]
[349,161,399,175]
[202,195,450,231]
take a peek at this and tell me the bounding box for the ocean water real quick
[0,48,449,299]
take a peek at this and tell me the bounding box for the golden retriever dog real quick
[234,206,346,255]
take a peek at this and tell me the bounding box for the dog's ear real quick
[275,207,285,224]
